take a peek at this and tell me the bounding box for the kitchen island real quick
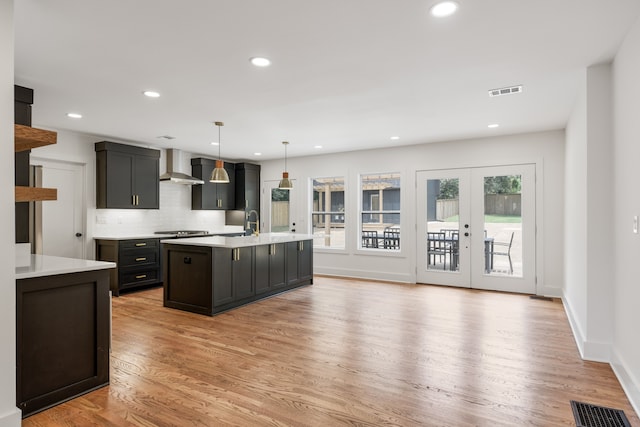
[162,233,313,315]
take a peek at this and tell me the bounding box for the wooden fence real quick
[436,194,521,220]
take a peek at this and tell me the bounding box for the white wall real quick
[260,130,565,296]
[1,0,21,424]
[563,64,616,362]
[564,70,589,356]
[611,13,640,414]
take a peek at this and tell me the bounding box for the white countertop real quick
[161,233,315,248]
[16,255,116,280]
[93,228,245,240]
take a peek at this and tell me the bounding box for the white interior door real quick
[33,158,86,259]
[417,164,536,294]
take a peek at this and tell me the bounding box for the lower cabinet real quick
[163,240,312,315]
[286,240,313,286]
[95,238,162,296]
[16,270,111,418]
[255,243,286,295]
[212,247,253,306]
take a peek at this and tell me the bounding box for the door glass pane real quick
[270,188,290,232]
[426,178,460,271]
[483,175,522,277]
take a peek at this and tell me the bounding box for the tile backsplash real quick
[93,182,233,235]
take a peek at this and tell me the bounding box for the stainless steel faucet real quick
[246,210,260,236]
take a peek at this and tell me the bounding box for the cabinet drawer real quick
[120,249,158,267]
[120,239,158,250]
[120,269,159,288]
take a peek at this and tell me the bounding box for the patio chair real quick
[427,231,447,269]
[383,227,400,249]
[489,231,514,274]
[362,230,379,248]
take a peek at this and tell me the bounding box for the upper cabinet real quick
[191,158,236,210]
[234,163,260,212]
[95,142,160,209]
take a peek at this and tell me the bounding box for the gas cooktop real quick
[155,230,210,237]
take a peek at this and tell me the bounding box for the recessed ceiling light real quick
[430,1,459,17]
[314,145,323,149]
[143,90,160,98]
[488,124,500,128]
[210,141,219,146]
[250,57,271,67]
[254,152,262,156]
[390,136,400,140]
[66,113,82,119]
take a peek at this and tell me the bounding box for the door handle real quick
[464,232,469,237]
[75,232,83,237]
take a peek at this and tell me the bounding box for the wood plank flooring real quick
[23,276,639,426]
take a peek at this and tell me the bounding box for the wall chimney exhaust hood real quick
[159,149,204,185]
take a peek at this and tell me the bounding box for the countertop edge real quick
[16,255,116,280]
[161,233,315,248]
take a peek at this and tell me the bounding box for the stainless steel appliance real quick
[155,230,211,238]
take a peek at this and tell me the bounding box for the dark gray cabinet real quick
[212,247,253,306]
[255,243,286,295]
[191,158,235,210]
[95,142,160,209]
[95,238,162,296]
[16,269,111,417]
[287,240,313,286]
[235,163,260,211]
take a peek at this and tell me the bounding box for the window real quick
[360,173,401,250]
[312,176,345,249]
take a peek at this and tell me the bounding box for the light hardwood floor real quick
[23,276,639,426]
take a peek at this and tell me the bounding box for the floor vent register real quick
[570,400,631,427]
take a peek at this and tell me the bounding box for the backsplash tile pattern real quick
[94,183,233,235]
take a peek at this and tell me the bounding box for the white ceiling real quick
[14,0,640,161]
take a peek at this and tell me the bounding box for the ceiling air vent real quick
[489,85,523,97]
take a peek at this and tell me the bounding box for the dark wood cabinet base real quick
[163,240,313,316]
[16,269,111,418]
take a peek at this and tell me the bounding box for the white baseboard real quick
[611,350,640,418]
[562,294,611,362]
[0,407,22,427]
[313,266,412,283]
[562,294,587,358]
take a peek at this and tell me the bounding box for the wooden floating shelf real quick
[15,186,57,202]
[14,124,57,152]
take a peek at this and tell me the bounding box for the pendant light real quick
[210,121,230,183]
[278,141,293,189]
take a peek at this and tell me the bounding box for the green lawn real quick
[444,214,521,223]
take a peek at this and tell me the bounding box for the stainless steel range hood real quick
[159,149,204,185]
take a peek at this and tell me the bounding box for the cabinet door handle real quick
[135,257,147,262]
[298,241,303,251]
[136,195,140,205]
[236,248,240,261]
[132,195,136,205]
[135,243,147,247]
[135,274,147,279]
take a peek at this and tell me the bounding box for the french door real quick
[416,164,536,294]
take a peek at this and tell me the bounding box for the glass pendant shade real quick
[210,121,230,183]
[210,159,230,183]
[279,171,293,189]
[278,141,292,189]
